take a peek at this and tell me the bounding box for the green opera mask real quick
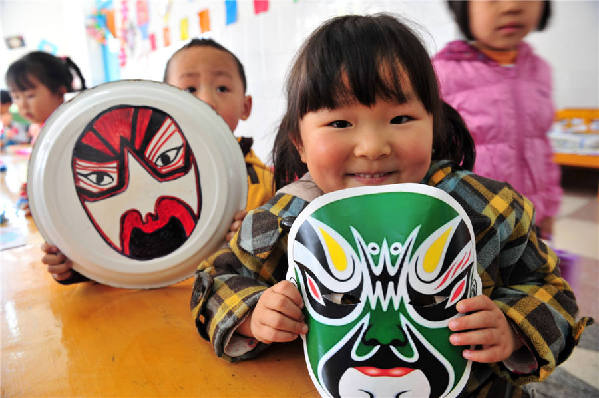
[287,184,481,398]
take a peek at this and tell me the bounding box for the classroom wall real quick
[1,0,598,164]
[0,0,96,88]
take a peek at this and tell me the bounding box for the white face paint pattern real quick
[85,151,199,250]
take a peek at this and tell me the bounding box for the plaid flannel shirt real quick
[190,160,591,396]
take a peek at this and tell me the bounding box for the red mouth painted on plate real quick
[354,367,415,377]
[120,196,197,258]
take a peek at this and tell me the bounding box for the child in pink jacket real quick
[433,0,560,239]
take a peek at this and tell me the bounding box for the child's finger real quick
[225,231,235,242]
[456,295,494,313]
[253,324,302,344]
[230,220,242,232]
[41,242,59,254]
[251,306,307,343]
[53,270,74,281]
[449,309,497,332]
[261,288,304,322]
[272,280,304,311]
[461,345,505,363]
[450,328,498,347]
[47,261,73,275]
[258,310,308,335]
[42,252,68,265]
[233,210,247,221]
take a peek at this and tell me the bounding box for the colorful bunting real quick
[163,26,171,47]
[254,0,268,14]
[225,0,237,25]
[199,9,211,33]
[149,32,157,50]
[180,17,189,40]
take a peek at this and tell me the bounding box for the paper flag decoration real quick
[180,17,189,40]
[149,33,157,50]
[37,39,58,55]
[199,9,210,33]
[254,0,268,14]
[225,0,237,25]
[163,26,171,47]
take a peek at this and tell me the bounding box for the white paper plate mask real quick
[286,184,481,398]
[28,80,247,288]
[73,105,200,259]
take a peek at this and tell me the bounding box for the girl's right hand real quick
[246,280,308,344]
[225,210,247,242]
[41,242,74,281]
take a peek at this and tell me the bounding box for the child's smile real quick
[347,171,397,186]
[296,91,433,193]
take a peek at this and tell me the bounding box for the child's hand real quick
[41,242,74,281]
[244,280,308,344]
[449,295,521,363]
[225,210,247,242]
[538,216,554,240]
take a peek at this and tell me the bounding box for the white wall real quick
[527,1,599,110]
[0,0,95,88]
[1,0,598,164]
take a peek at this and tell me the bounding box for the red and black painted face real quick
[71,105,201,260]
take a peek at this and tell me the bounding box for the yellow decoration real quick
[423,228,451,273]
[320,228,347,271]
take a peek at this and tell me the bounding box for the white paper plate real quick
[28,80,247,288]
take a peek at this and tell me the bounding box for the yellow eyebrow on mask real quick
[320,227,347,271]
[423,227,451,273]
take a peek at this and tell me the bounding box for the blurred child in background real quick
[41,39,275,284]
[0,90,30,150]
[6,51,86,127]
[6,51,87,215]
[433,0,559,240]
[164,38,275,225]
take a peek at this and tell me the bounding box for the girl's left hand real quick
[448,295,521,363]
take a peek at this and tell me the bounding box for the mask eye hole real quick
[323,292,361,305]
[410,294,447,308]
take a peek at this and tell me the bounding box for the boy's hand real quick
[243,280,308,344]
[41,242,74,281]
[448,295,521,363]
[225,210,247,242]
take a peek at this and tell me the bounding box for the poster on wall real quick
[4,35,26,49]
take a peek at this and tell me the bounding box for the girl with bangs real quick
[191,14,588,397]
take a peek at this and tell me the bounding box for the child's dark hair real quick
[5,51,86,94]
[272,14,475,190]
[446,0,552,41]
[163,38,247,92]
[1,90,11,105]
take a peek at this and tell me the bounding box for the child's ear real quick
[290,135,306,163]
[240,95,252,121]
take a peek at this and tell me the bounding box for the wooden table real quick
[0,151,318,397]
[553,153,599,169]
